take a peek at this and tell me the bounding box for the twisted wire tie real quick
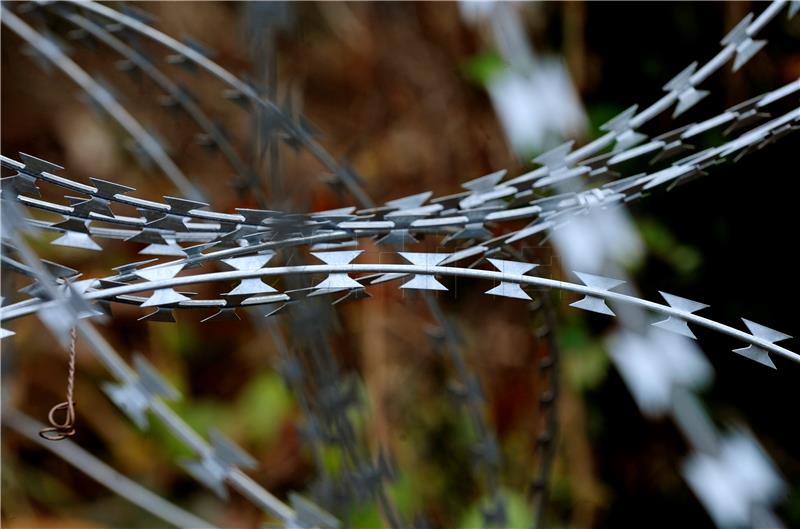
[39,326,77,441]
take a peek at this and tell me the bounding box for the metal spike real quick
[732,345,776,369]
[674,87,710,117]
[733,39,766,72]
[289,493,341,529]
[485,258,537,300]
[146,213,188,232]
[183,242,217,265]
[211,429,257,468]
[506,220,552,244]
[661,62,709,117]
[135,263,185,281]
[462,170,507,193]
[41,259,79,279]
[311,251,363,290]
[236,208,279,224]
[663,62,697,92]
[163,196,209,215]
[181,457,229,498]
[134,263,190,307]
[731,319,792,368]
[570,295,616,316]
[652,291,709,339]
[376,229,418,246]
[221,252,274,271]
[182,430,257,499]
[1,173,40,197]
[111,258,159,276]
[533,141,574,170]
[643,165,694,190]
[446,223,491,242]
[89,177,135,198]
[333,287,372,306]
[719,13,766,72]
[438,245,489,266]
[740,318,792,344]
[52,230,102,251]
[134,354,180,401]
[138,308,176,322]
[399,252,449,291]
[600,105,638,133]
[103,354,178,429]
[19,152,63,175]
[653,316,697,339]
[312,206,358,222]
[574,271,625,291]
[369,272,408,285]
[71,197,114,217]
[614,129,648,153]
[570,272,625,316]
[311,240,361,251]
[52,217,91,233]
[201,308,240,323]
[226,278,277,296]
[139,289,191,308]
[385,191,433,209]
[125,227,168,245]
[721,13,754,46]
[102,379,152,429]
[601,105,648,152]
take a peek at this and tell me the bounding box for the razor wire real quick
[3,76,793,520]
[45,0,795,204]
[0,84,796,520]
[1,408,219,529]
[0,200,340,529]
[1,94,797,278]
[0,77,797,257]
[4,4,564,518]
[2,1,799,527]
[3,249,797,367]
[1,7,203,201]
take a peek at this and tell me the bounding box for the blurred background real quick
[2,2,800,528]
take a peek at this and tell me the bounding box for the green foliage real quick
[638,217,702,276]
[236,372,293,443]
[347,502,384,529]
[461,51,507,86]
[558,317,610,393]
[457,488,533,529]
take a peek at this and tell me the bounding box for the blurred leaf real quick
[236,372,292,443]
[457,488,533,529]
[20,467,76,506]
[322,445,344,475]
[558,317,610,392]
[461,51,506,86]
[388,471,423,520]
[638,217,702,276]
[347,501,383,529]
[180,400,232,433]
